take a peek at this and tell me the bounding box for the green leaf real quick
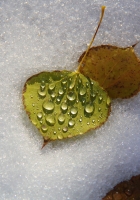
[78,45,140,99]
[23,71,111,146]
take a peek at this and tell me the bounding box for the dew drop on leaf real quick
[79,87,86,96]
[68,119,75,127]
[43,101,54,113]
[70,107,78,116]
[58,88,64,95]
[38,90,46,98]
[67,91,76,101]
[58,114,65,124]
[49,83,56,91]
[41,125,48,133]
[62,127,68,133]
[61,102,68,112]
[85,103,94,114]
[58,134,63,139]
[51,92,56,99]
[37,112,43,120]
[46,115,55,126]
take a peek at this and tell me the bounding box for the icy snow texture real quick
[0,0,140,199]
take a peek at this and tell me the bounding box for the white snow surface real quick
[0,0,140,199]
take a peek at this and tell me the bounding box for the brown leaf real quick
[78,44,140,99]
[102,174,140,200]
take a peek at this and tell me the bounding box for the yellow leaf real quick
[78,44,140,99]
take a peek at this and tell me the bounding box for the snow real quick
[0,0,140,199]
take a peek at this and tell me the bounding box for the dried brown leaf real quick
[78,45,140,99]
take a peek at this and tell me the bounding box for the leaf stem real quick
[77,6,106,71]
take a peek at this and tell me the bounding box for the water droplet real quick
[79,87,86,96]
[51,92,56,99]
[86,82,89,87]
[37,112,43,120]
[61,102,68,112]
[32,103,35,107]
[32,119,37,125]
[41,125,48,132]
[67,91,76,101]
[98,107,101,112]
[30,95,33,98]
[92,120,95,123]
[106,96,111,107]
[69,81,75,90]
[98,96,103,103]
[90,92,96,100]
[41,80,45,85]
[53,131,56,135]
[63,127,68,133]
[46,115,55,126]
[40,84,45,91]
[38,90,46,97]
[59,88,64,95]
[43,101,54,113]
[49,83,55,91]
[68,119,75,127]
[82,98,86,105]
[91,81,94,85]
[58,134,63,139]
[85,103,94,114]
[58,114,65,124]
[56,97,61,103]
[61,79,67,85]
[70,107,78,116]
[79,118,82,122]
[87,122,90,125]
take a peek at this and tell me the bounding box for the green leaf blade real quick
[23,71,111,144]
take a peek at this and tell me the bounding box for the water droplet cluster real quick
[23,71,111,141]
